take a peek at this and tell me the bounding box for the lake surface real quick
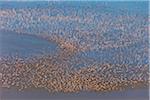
[0,30,148,100]
[0,1,149,100]
[1,88,149,100]
[0,30,58,58]
[0,30,148,65]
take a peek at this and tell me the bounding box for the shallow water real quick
[1,88,149,100]
[0,30,58,58]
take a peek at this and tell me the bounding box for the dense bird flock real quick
[0,2,149,93]
[0,51,149,92]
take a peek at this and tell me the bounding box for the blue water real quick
[0,30,148,65]
[81,40,148,65]
[0,1,148,15]
[1,88,149,100]
[0,1,149,99]
[0,1,50,9]
[0,0,148,64]
[0,30,58,58]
